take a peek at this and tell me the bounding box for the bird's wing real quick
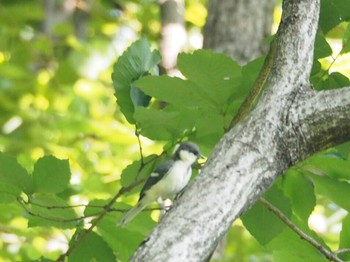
[139,160,174,200]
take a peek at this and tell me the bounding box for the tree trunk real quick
[203,0,276,65]
[130,0,350,260]
[159,0,186,76]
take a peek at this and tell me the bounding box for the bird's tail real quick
[119,201,145,227]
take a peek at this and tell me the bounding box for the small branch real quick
[334,249,350,255]
[260,198,343,262]
[27,200,104,210]
[55,177,146,262]
[135,126,144,167]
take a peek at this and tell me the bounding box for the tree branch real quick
[287,86,350,162]
[131,0,323,260]
[260,198,343,262]
[131,0,350,260]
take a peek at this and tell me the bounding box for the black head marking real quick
[173,142,201,160]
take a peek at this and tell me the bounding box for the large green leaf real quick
[96,215,146,262]
[319,0,350,33]
[308,174,350,211]
[0,182,21,203]
[241,184,292,245]
[341,23,350,54]
[268,224,328,262]
[32,155,71,194]
[339,214,350,260]
[313,32,333,59]
[134,107,197,141]
[282,169,316,221]
[111,37,161,124]
[0,152,32,194]
[68,231,116,262]
[303,152,350,180]
[135,75,212,108]
[177,50,242,106]
[28,194,78,229]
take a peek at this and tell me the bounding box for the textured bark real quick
[203,0,276,64]
[131,0,350,261]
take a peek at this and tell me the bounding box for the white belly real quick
[144,161,192,202]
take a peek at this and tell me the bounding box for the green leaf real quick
[339,214,350,260]
[0,152,32,194]
[111,37,161,124]
[120,154,163,188]
[282,169,316,220]
[329,72,350,88]
[177,50,242,106]
[32,156,71,194]
[341,23,350,54]
[308,174,350,211]
[0,182,21,203]
[241,184,292,245]
[135,75,211,108]
[303,152,350,179]
[28,194,78,229]
[134,107,196,141]
[68,231,116,262]
[319,0,350,34]
[314,32,333,59]
[96,215,146,262]
[268,224,328,262]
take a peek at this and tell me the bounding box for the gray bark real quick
[131,0,350,261]
[203,0,276,64]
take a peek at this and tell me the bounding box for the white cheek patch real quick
[179,150,197,163]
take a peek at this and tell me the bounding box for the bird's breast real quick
[151,161,192,199]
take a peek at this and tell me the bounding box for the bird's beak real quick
[198,153,205,159]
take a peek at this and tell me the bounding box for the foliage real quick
[0,0,350,261]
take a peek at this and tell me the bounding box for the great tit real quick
[119,142,203,226]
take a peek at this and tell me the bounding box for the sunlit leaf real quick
[308,174,350,211]
[0,182,21,203]
[32,155,71,194]
[303,152,350,179]
[314,33,333,59]
[28,194,78,229]
[339,214,350,260]
[319,0,350,33]
[268,224,328,262]
[112,37,161,124]
[68,231,116,262]
[0,152,32,194]
[178,50,242,106]
[135,75,211,108]
[134,107,196,141]
[96,215,146,262]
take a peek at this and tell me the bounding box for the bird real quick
[119,142,203,226]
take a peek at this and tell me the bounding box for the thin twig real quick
[26,200,104,209]
[17,197,104,223]
[135,126,144,166]
[260,198,343,262]
[334,249,350,255]
[55,178,145,262]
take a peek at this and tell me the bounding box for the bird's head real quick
[173,142,204,164]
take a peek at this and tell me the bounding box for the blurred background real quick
[1,0,350,261]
